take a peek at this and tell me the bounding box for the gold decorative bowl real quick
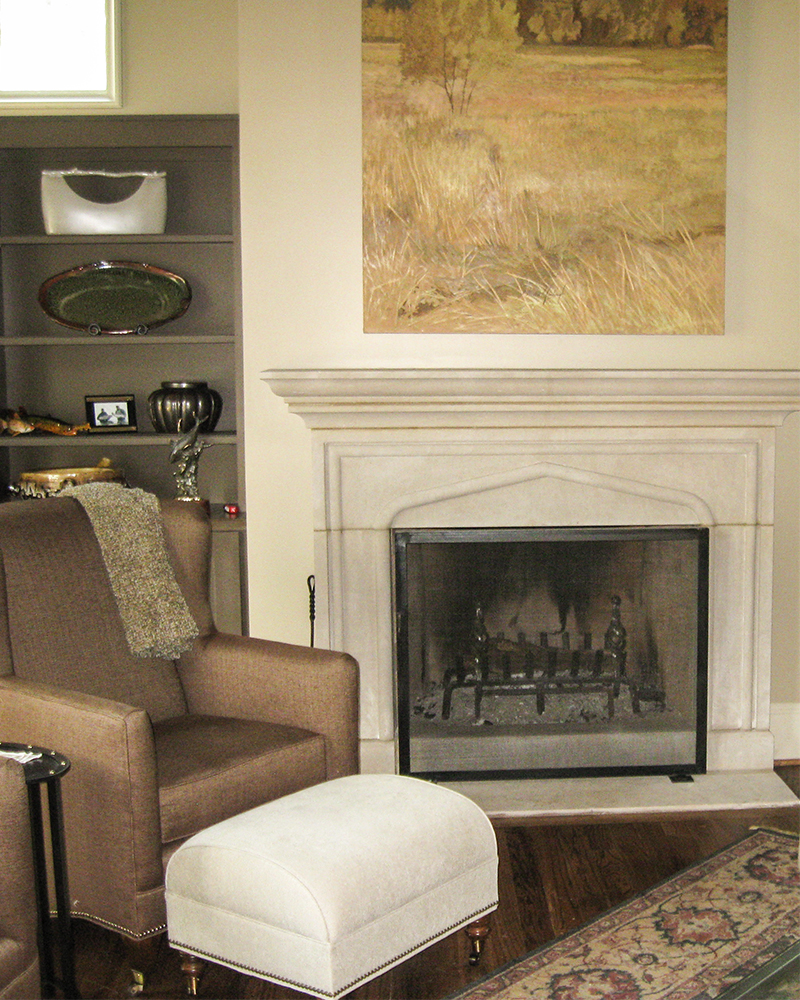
[11,461,125,499]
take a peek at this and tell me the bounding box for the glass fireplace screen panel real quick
[394,526,709,781]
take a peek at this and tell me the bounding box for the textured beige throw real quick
[62,483,199,659]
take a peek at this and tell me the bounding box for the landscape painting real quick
[362,1,727,334]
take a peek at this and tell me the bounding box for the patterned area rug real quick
[451,829,800,1000]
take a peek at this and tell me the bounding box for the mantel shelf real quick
[264,369,800,429]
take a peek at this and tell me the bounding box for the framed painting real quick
[362,1,727,334]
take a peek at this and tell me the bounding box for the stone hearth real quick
[264,370,800,814]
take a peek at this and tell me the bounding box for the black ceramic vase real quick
[147,381,222,434]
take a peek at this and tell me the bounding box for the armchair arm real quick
[177,634,360,779]
[0,676,164,937]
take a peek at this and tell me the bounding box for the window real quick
[0,0,120,105]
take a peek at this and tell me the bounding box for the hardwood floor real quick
[70,772,799,1000]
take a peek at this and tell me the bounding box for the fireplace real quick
[264,369,800,811]
[395,526,709,780]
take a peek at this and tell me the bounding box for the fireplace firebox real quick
[394,526,709,781]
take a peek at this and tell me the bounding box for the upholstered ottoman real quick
[165,773,498,998]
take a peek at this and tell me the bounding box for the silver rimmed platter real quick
[38,261,191,335]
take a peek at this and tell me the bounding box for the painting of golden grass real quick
[363,8,726,334]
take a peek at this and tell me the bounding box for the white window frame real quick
[0,0,121,107]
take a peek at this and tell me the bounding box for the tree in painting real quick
[401,0,521,114]
[362,0,727,334]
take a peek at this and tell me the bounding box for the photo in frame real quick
[362,1,728,335]
[85,394,137,433]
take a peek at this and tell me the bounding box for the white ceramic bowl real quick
[41,169,167,235]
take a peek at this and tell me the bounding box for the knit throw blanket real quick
[61,483,199,660]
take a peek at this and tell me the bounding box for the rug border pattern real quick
[450,828,800,1000]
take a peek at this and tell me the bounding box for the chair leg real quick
[125,935,161,996]
[180,953,206,996]
[465,915,492,966]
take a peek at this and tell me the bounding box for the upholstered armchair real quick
[0,495,359,965]
[0,757,40,1000]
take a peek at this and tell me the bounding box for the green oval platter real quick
[38,260,192,336]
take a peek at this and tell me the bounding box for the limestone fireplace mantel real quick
[264,369,800,423]
[264,369,800,815]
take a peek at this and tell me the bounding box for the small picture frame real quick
[85,394,137,433]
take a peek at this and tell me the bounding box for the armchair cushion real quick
[155,715,326,844]
[178,634,360,781]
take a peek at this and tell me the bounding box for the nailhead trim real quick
[67,910,166,939]
[171,901,498,999]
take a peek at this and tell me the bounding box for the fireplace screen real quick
[394,527,708,780]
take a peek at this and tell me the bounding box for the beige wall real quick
[121,0,237,114]
[237,0,800,744]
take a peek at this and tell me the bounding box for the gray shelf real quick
[0,234,235,245]
[1,433,238,446]
[2,336,236,346]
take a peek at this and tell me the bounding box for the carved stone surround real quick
[264,370,800,788]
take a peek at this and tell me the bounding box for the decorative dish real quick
[10,459,125,499]
[38,261,191,336]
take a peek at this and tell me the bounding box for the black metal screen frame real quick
[394,525,709,782]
